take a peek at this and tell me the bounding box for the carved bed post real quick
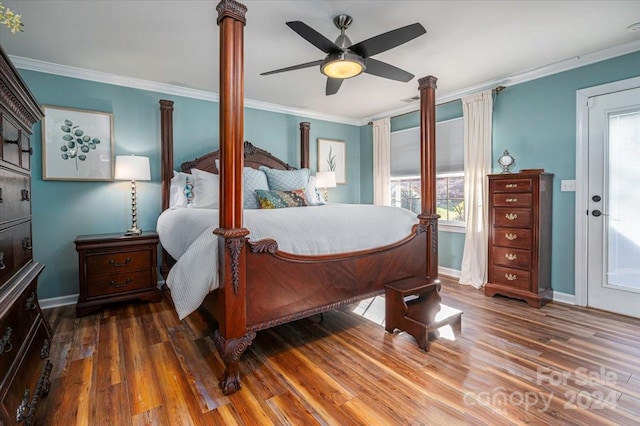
[418,76,440,284]
[160,99,174,279]
[212,0,255,396]
[299,122,310,169]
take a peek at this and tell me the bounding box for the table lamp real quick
[315,171,336,202]
[115,155,150,235]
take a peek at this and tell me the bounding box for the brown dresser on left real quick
[0,45,52,425]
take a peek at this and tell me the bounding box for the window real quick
[389,117,465,229]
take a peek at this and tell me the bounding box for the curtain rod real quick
[367,85,506,125]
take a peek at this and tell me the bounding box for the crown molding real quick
[363,39,640,125]
[9,56,362,126]
[11,38,640,127]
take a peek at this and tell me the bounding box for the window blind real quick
[390,117,464,176]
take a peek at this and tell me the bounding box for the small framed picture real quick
[42,105,114,181]
[317,138,346,184]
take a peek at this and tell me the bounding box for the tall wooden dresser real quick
[485,171,553,308]
[0,45,51,424]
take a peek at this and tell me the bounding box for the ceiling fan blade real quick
[261,59,323,76]
[287,21,342,54]
[349,23,426,58]
[326,78,344,96]
[364,58,414,82]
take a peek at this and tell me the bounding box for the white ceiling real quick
[1,1,639,122]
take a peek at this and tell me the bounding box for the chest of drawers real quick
[485,171,553,307]
[75,231,162,317]
[0,44,51,425]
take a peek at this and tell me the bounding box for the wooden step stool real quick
[385,277,462,351]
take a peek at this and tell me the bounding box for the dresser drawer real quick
[492,178,532,193]
[492,246,531,270]
[493,228,532,249]
[0,283,40,377]
[493,207,532,228]
[0,222,33,284]
[0,113,21,167]
[1,320,51,426]
[0,167,31,227]
[86,270,153,299]
[493,193,532,207]
[491,266,531,290]
[85,249,152,276]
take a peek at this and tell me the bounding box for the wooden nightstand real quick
[74,231,162,317]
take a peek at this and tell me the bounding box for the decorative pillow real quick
[191,168,219,209]
[169,171,193,208]
[255,189,308,209]
[259,166,310,191]
[305,175,325,206]
[244,167,269,209]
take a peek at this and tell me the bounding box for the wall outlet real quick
[561,180,576,192]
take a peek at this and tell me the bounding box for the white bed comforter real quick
[157,204,418,319]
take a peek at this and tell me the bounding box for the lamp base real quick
[125,227,142,236]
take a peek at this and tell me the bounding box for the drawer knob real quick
[110,278,132,288]
[505,213,518,220]
[22,237,32,250]
[25,291,37,310]
[16,389,31,423]
[0,251,5,270]
[16,361,52,423]
[21,189,30,201]
[505,273,517,281]
[505,253,517,261]
[505,183,518,188]
[109,258,132,267]
[505,233,517,240]
[0,326,13,353]
[22,146,34,155]
[506,198,517,203]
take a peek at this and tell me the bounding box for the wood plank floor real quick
[35,277,640,425]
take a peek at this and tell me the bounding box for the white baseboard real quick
[40,294,79,310]
[551,291,576,305]
[439,267,461,279]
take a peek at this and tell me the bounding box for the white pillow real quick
[169,171,194,209]
[305,175,325,205]
[191,168,220,209]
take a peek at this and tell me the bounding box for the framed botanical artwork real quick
[42,106,114,181]
[317,138,346,184]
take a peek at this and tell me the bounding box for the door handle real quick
[592,210,602,217]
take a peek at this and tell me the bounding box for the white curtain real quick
[459,90,493,289]
[372,117,391,205]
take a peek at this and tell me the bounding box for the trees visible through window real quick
[390,173,465,223]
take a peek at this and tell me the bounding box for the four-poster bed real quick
[158,0,442,395]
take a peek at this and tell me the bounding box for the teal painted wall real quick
[360,50,640,294]
[20,70,361,299]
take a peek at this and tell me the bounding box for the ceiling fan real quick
[261,15,426,95]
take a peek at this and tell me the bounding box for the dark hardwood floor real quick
[34,277,640,425]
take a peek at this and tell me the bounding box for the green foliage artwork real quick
[326,146,337,172]
[59,119,101,171]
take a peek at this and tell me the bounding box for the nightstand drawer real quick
[492,246,531,270]
[491,266,530,290]
[493,207,532,228]
[493,193,532,207]
[493,228,532,249]
[493,178,532,193]
[86,270,152,298]
[86,250,152,276]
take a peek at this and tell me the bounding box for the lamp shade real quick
[114,155,151,181]
[315,171,337,188]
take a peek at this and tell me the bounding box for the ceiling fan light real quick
[321,52,365,79]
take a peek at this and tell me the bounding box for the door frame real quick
[575,75,640,307]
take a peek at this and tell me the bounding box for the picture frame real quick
[42,105,114,181]
[317,138,346,184]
